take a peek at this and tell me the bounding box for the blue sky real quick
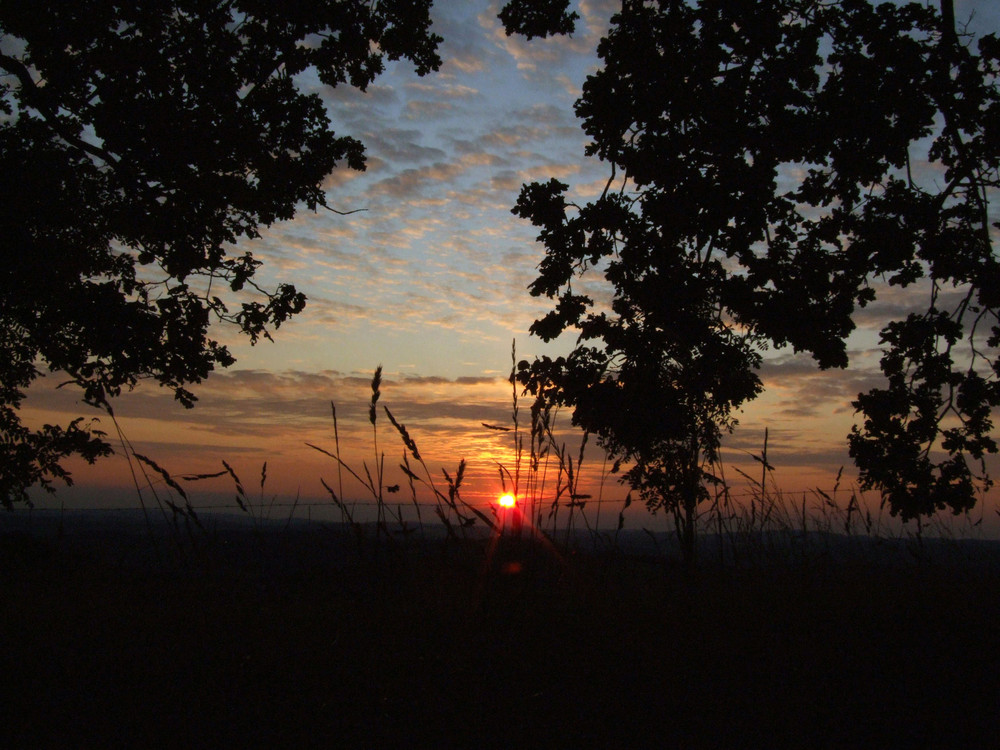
[237,0,617,378]
[18,0,1000,534]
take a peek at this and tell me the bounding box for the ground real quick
[2,512,999,748]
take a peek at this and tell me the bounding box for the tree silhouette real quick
[0,1,444,508]
[499,0,578,40]
[514,0,1000,558]
[0,1,578,508]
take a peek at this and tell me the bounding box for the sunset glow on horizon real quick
[12,0,1000,538]
[8,5,1000,748]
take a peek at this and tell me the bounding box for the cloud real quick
[369,161,466,200]
[405,81,480,99]
[321,162,371,191]
[355,128,450,164]
[579,0,619,39]
[479,0,613,72]
[850,280,974,332]
[404,99,455,120]
[478,124,552,148]
[320,81,401,114]
[757,350,885,418]
[27,0,1000,524]
[19,369,515,478]
[442,53,487,75]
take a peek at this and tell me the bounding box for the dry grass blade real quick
[179,469,229,481]
[385,406,421,460]
[222,460,247,497]
[814,487,833,503]
[442,468,456,505]
[362,460,378,497]
[732,466,760,487]
[132,453,203,529]
[320,477,355,522]
[331,400,345,506]
[369,365,383,426]
[134,453,188,500]
[399,460,420,481]
[401,453,423,530]
[617,491,632,531]
[435,505,458,539]
[464,503,497,532]
[495,461,513,491]
[319,476,340,504]
[306,442,336,461]
[443,460,466,505]
[445,458,496,532]
[307,443,379,497]
[221,459,249,513]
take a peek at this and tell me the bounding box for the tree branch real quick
[0,52,120,168]
[940,0,958,50]
[321,205,368,216]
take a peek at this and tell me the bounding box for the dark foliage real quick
[0,0,448,507]
[0,1,576,509]
[499,0,578,40]
[514,0,1000,529]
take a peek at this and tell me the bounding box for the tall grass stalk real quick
[104,404,203,556]
[484,341,604,550]
[308,369,498,543]
[368,365,387,537]
[109,349,992,569]
[331,401,349,525]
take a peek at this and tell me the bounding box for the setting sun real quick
[498,493,516,508]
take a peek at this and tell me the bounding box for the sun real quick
[498,493,516,508]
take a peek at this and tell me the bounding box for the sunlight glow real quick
[498,493,516,508]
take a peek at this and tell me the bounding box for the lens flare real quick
[498,493,516,508]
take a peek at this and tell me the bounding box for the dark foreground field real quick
[3,511,1000,749]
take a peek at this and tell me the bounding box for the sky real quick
[17,0,1000,535]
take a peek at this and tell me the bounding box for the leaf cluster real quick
[0,0,587,507]
[0,0,442,505]
[515,0,1000,520]
[499,0,578,40]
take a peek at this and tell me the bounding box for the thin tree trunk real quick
[940,0,957,49]
[677,445,700,568]
[682,491,697,567]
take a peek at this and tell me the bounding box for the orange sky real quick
[21,352,1000,537]
[11,0,1000,539]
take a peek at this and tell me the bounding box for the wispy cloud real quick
[26,0,1000,524]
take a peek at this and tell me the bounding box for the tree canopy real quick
[0,0,444,508]
[0,0,578,509]
[514,0,1000,537]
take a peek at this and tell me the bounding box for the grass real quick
[4,357,1000,747]
[3,513,999,748]
[105,343,998,564]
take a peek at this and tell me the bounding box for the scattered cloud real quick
[25,0,1000,523]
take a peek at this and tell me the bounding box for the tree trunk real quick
[681,490,697,567]
[676,447,700,568]
[940,0,957,49]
